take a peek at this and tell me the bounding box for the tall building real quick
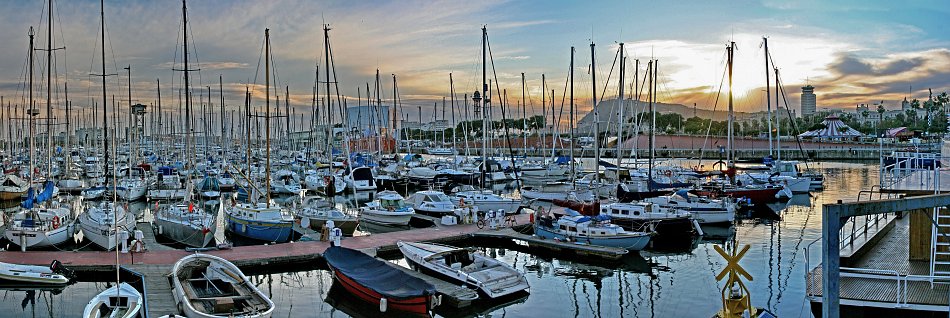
[801,85,816,117]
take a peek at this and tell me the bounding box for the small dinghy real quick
[171,253,274,318]
[0,260,72,285]
[323,246,439,315]
[82,282,142,318]
[398,241,529,299]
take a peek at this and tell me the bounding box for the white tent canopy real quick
[798,115,864,140]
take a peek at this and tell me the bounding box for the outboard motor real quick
[49,260,75,280]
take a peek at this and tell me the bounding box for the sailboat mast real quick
[727,42,735,169]
[28,27,35,185]
[220,75,225,150]
[647,60,654,184]
[521,73,527,156]
[541,74,545,159]
[591,42,599,182]
[569,47,575,183]
[764,37,773,158]
[264,28,271,207]
[480,26,488,186]
[100,0,109,174]
[46,0,54,175]
[182,0,193,172]
[616,43,625,169]
[775,67,781,162]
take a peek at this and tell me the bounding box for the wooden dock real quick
[473,228,629,260]
[128,264,178,317]
[135,222,176,252]
[808,216,950,312]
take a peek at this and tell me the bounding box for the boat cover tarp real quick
[552,198,600,216]
[323,246,436,299]
[554,156,571,164]
[21,187,35,209]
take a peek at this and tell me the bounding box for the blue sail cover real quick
[20,187,35,209]
[323,246,436,299]
[554,156,572,164]
[674,189,692,202]
[35,182,54,204]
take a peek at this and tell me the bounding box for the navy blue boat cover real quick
[324,246,437,299]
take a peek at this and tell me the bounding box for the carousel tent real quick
[798,115,864,140]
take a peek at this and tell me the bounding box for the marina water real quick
[0,161,874,317]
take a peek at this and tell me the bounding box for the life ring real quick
[664,170,673,177]
[458,198,466,208]
[52,216,61,229]
[131,240,145,253]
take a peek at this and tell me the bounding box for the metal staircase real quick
[930,207,950,279]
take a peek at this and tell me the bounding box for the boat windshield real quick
[381,199,406,209]
[427,193,451,203]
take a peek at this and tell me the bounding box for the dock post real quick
[822,202,841,318]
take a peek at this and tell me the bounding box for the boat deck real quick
[807,216,950,311]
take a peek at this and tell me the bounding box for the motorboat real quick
[295,196,359,236]
[451,186,521,212]
[534,212,651,250]
[398,241,529,298]
[170,253,275,318]
[598,202,697,236]
[642,189,736,225]
[82,282,142,318]
[269,169,301,195]
[345,166,377,191]
[359,190,415,226]
[323,246,439,315]
[405,190,459,217]
[153,202,216,248]
[0,260,72,285]
[520,186,595,202]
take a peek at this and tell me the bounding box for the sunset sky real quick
[0,0,947,126]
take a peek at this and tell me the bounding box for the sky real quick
[0,0,947,129]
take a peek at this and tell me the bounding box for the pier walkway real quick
[0,213,534,268]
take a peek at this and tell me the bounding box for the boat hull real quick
[359,210,413,226]
[4,223,75,249]
[534,225,651,250]
[328,264,432,315]
[225,213,293,243]
[153,218,215,248]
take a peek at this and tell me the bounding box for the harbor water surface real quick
[0,161,875,317]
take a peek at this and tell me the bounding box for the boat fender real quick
[300,217,310,229]
[692,219,704,236]
[158,225,163,235]
[52,216,61,229]
[379,297,388,312]
[433,295,442,308]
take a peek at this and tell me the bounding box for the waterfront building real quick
[801,85,816,117]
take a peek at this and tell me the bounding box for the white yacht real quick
[153,202,216,248]
[405,190,459,217]
[359,190,415,226]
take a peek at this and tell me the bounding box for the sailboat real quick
[224,29,294,243]
[81,1,143,316]
[5,183,76,250]
[5,19,77,251]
